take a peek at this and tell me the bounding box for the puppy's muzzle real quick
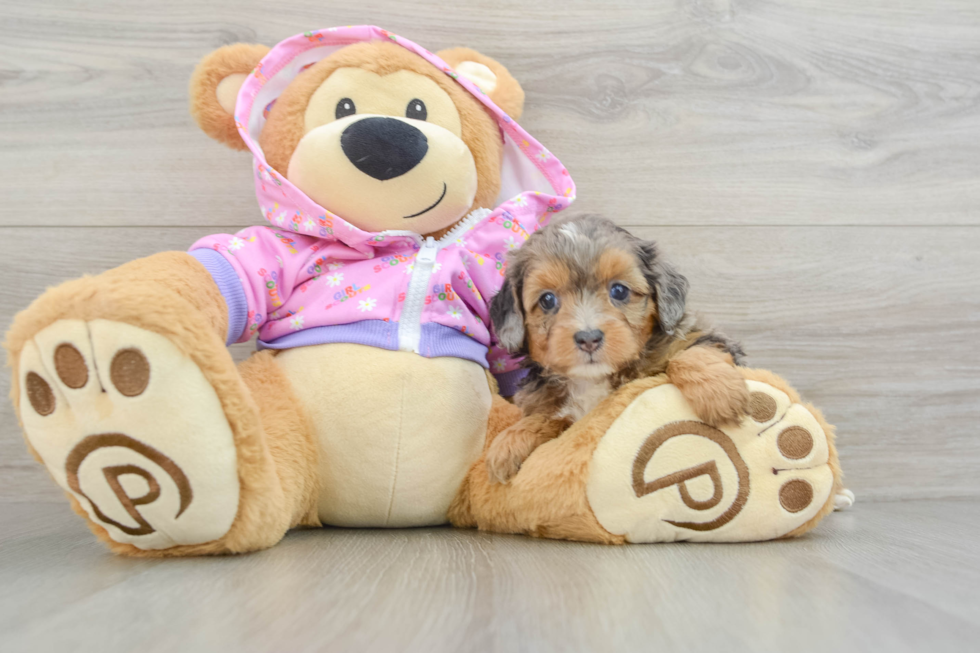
[574,329,604,353]
[341,117,429,180]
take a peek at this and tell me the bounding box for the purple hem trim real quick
[493,368,528,397]
[190,249,248,346]
[260,320,397,353]
[418,323,490,368]
[258,321,492,369]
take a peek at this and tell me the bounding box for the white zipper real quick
[388,208,491,354]
[399,236,437,353]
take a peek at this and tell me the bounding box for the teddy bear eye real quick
[335,98,356,119]
[406,99,427,121]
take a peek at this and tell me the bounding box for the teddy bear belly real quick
[275,342,492,527]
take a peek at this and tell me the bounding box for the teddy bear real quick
[6,26,842,556]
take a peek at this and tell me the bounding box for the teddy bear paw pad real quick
[586,380,834,543]
[18,319,240,550]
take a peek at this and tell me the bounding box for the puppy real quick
[486,214,749,484]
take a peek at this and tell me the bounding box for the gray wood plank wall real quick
[1,0,978,503]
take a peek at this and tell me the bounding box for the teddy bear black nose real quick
[340,117,429,181]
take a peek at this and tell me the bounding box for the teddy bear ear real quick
[189,43,270,150]
[437,47,525,121]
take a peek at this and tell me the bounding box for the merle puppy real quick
[486,214,749,484]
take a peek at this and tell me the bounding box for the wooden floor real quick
[1,499,978,652]
[1,1,979,650]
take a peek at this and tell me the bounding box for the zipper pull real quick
[417,236,438,264]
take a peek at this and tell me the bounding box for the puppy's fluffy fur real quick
[486,214,749,484]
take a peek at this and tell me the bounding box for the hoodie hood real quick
[234,26,576,255]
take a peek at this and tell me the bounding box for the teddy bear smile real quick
[403,181,448,219]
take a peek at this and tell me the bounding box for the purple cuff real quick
[190,249,248,345]
[493,368,528,397]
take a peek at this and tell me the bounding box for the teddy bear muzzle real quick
[287,114,479,234]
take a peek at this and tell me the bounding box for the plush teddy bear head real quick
[190,38,525,236]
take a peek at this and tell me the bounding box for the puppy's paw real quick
[667,347,749,427]
[485,427,536,484]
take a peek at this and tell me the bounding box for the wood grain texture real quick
[1,500,978,652]
[1,1,980,227]
[0,1,978,506]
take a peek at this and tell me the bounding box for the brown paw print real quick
[16,319,241,550]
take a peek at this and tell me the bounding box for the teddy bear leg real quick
[451,370,841,544]
[7,253,317,556]
[447,393,521,528]
[233,349,322,535]
[15,329,317,557]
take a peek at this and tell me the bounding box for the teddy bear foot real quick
[17,319,241,550]
[587,379,837,542]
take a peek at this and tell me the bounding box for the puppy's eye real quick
[406,99,427,121]
[538,292,559,312]
[335,98,356,119]
[609,283,631,302]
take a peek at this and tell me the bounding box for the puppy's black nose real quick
[341,117,428,180]
[574,329,604,353]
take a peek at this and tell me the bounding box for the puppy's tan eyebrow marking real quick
[524,259,571,305]
[596,249,647,290]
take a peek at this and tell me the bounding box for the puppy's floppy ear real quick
[437,47,525,121]
[189,43,270,150]
[637,241,689,335]
[490,277,526,353]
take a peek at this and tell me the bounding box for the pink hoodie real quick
[189,26,576,395]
